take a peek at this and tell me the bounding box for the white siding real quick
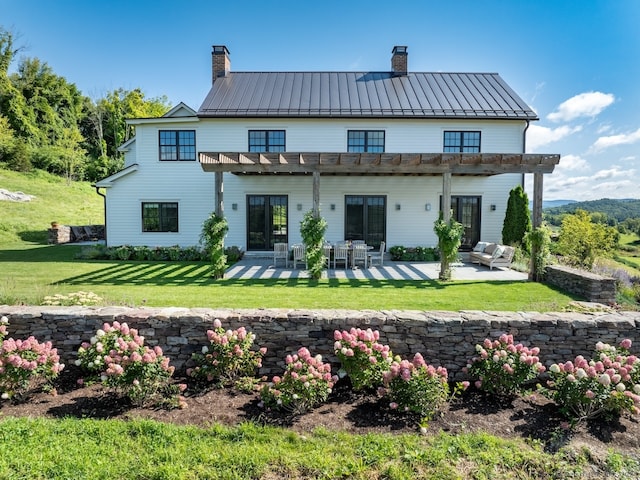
[104,116,526,249]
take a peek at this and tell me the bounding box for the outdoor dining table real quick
[325,243,373,268]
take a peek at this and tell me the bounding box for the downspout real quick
[93,185,107,245]
[521,120,530,188]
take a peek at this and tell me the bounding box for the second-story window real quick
[347,130,385,153]
[443,131,481,153]
[248,130,286,152]
[159,130,196,161]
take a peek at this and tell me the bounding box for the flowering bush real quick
[540,339,640,420]
[188,319,266,387]
[76,321,185,408]
[464,334,545,397]
[260,347,337,415]
[333,328,393,391]
[42,291,103,306]
[0,316,65,401]
[379,352,451,422]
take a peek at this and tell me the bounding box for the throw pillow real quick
[492,245,505,258]
[484,243,498,255]
[473,242,489,252]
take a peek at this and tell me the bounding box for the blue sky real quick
[3,0,639,201]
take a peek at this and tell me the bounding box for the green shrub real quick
[388,246,439,261]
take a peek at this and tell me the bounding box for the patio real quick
[225,257,528,281]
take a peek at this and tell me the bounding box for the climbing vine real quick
[527,225,551,282]
[300,210,327,280]
[433,213,464,281]
[200,212,229,279]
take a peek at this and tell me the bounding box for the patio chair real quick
[323,244,332,268]
[351,244,368,269]
[368,241,385,267]
[292,243,307,269]
[273,242,289,268]
[333,243,349,269]
[70,226,89,242]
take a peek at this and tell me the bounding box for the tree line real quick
[0,27,171,183]
[544,198,640,237]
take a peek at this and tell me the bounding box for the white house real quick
[95,45,559,253]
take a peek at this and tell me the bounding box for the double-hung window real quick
[142,202,178,232]
[159,130,196,161]
[443,131,481,153]
[248,130,285,152]
[347,130,385,153]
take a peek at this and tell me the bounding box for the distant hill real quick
[543,198,640,222]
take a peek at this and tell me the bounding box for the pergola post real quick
[312,171,320,218]
[530,172,544,281]
[215,172,223,217]
[442,172,452,222]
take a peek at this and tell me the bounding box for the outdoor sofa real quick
[469,242,515,270]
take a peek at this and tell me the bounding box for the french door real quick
[450,196,481,250]
[344,195,386,248]
[246,195,288,250]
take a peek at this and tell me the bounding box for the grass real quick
[0,242,577,310]
[0,417,634,480]
[0,168,103,245]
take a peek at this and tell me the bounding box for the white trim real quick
[94,164,138,187]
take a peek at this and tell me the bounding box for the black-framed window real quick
[142,202,178,232]
[159,130,196,161]
[347,130,385,153]
[248,130,286,152]
[443,131,481,153]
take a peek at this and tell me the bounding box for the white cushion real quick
[473,242,489,252]
[492,245,505,258]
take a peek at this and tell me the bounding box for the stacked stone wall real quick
[1,306,637,379]
[545,265,616,305]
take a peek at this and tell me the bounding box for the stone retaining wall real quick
[1,306,638,379]
[545,265,616,305]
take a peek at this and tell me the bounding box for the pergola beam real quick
[199,152,560,176]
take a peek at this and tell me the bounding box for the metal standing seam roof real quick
[197,71,539,120]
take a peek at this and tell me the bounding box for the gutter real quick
[93,185,107,245]
[521,120,530,188]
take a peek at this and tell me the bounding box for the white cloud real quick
[527,124,582,151]
[591,127,640,151]
[591,179,635,193]
[592,166,632,180]
[555,154,589,172]
[547,92,615,122]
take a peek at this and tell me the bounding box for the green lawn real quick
[0,242,577,310]
[0,417,631,480]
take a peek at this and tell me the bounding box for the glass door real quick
[246,195,288,250]
[344,195,386,248]
[451,196,481,250]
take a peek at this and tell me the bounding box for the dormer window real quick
[159,130,196,161]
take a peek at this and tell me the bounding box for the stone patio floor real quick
[225,258,528,281]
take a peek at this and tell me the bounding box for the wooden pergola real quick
[199,151,560,229]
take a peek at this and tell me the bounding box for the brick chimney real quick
[212,45,230,82]
[391,46,408,76]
